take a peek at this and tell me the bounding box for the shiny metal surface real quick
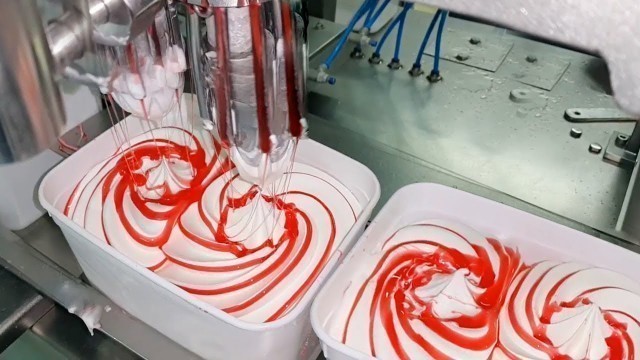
[309,11,637,243]
[618,161,640,239]
[0,0,66,164]
[410,0,640,117]
[47,9,89,72]
[187,12,209,118]
[565,108,636,123]
[0,267,53,352]
[1,331,68,360]
[307,113,640,255]
[29,306,142,359]
[0,226,200,359]
[307,16,346,58]
[604,129,640,168]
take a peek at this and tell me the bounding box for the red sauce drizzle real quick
[249,1,272,154]
[502,263,637,359]
[65,127,353,321]
[280,1,303,138]
[213,8,231,147]
[341,224,521,359]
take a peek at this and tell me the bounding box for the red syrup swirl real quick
[497,261,640,360]
[64,126,358,322]
[340,222,522,360]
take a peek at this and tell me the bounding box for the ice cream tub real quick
[38,101,380,360]
[311,183,640,360]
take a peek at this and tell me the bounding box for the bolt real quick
[469,37,482,45]
[570,128,583,139]
[615,133,630,147]
[313,22,325,30]
[350,47,364,59]
[368,52,383,65]
[589,143,603,154]
[526,55,538,63]
[455,53,470,61]
[387,58,403,70]
[427,70,443,83]
[408,64,424,77]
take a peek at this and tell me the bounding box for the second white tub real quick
[311,183,640,360]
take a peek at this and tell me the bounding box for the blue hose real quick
[373,3,413,56]
[413,9,442,67]
[392,5,409,60]
[323,0,376,69]
[432,10,448,74]
[362,0,379,30]
[363,0,392,31]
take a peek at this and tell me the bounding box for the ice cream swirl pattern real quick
[495,261,640,360]
[331,220,522,360]
[64,126,361,323]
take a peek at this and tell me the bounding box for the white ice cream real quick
[327,220,522,360]
[496,261,640,360]
[108,45,186,121]
[65,123,362,323]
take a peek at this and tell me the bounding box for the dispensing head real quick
[200,0,308,187]
[101,4,187,121]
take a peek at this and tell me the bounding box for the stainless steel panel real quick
[565,108,636,123]
[0,267,53,352]
[501,48,570,90]
[0,226,200,360]
[30,306,142,360]
[308,17,346,58]
[410,0,640,118]
[425,26,513,72]
[0,0,66,164]
[309,12,637,243]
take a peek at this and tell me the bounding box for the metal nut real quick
[589,143,603,154]
[570,128,583,139]
[455,53,470,61]
[615,134,630,147]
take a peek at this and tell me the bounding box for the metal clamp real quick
[565,108,636,123]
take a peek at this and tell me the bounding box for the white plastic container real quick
[39,109,380,360]
[311,183,640,360]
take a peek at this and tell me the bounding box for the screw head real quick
[589,143,603,154]
[350,47,364,59]
[526,55,538,63]
[455,53,470,61]
[570,128,583,139]
[469,37,482,45]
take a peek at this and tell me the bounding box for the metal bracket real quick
[565,108,636,123]
[604,130,640,169]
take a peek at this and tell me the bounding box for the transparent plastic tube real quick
[202,0,307,186]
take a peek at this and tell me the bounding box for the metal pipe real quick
[47,10,89,73]
[187,11,210,118]
[0,0,66,163]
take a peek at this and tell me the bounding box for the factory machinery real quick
[0,0,639,357]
